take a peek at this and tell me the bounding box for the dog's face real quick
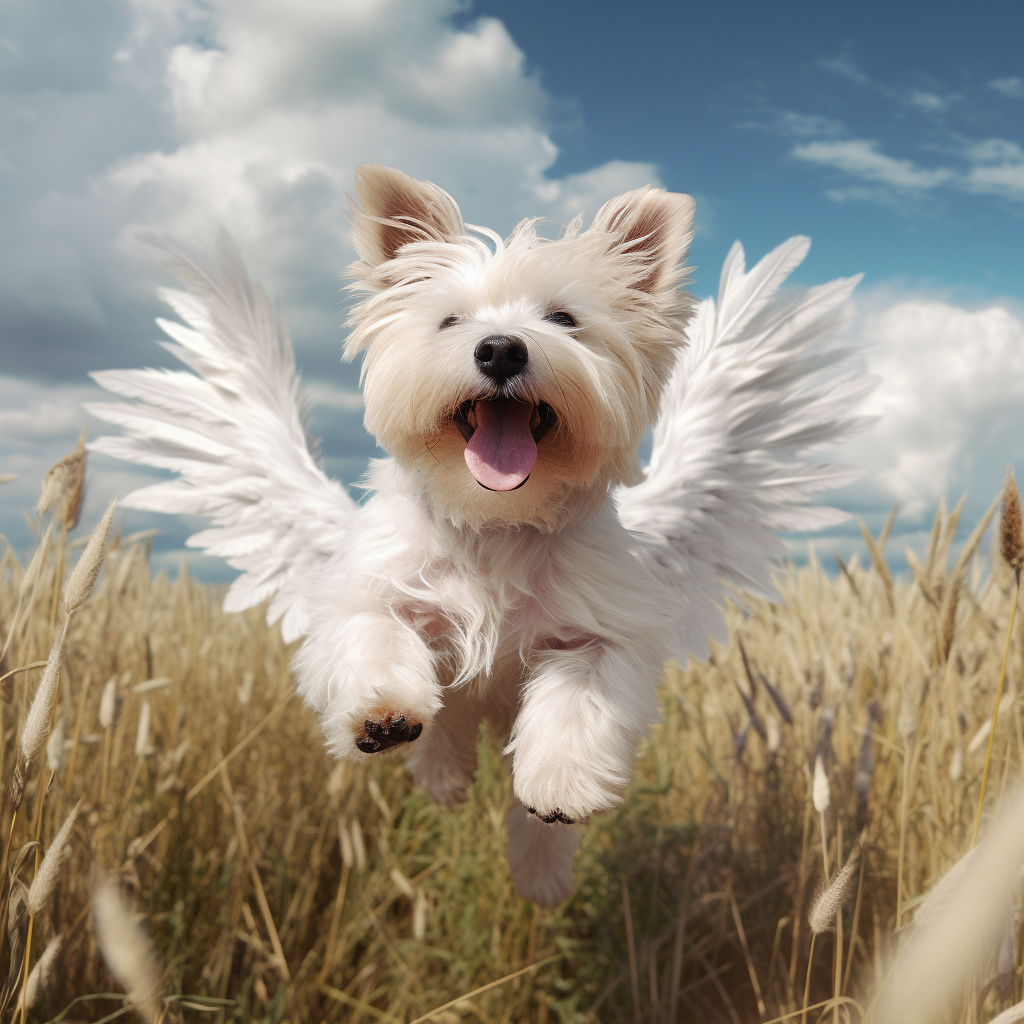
[345,165,696,530]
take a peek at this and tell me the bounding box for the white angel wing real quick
[617,236,875,661]
[87,234,355,642]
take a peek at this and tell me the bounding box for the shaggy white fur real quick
[88,165,872,906]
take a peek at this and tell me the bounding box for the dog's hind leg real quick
[504,798,580,908]
[406,684,487,806]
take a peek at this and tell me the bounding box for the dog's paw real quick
[525,806,576,825]
[510,744,622,824]
[355,711,423,753]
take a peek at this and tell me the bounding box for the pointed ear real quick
[590,186,695,293]
[349,164,465,268]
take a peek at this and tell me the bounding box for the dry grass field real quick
[2,455,1024,1023]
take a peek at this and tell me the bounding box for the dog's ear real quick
[590,186,695,294]
[349,165,465,268]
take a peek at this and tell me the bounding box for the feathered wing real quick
[87,234,355,642]
[617,236,876,661]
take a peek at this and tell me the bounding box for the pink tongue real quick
[464,399,537,491]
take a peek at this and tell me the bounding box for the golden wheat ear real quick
[348,164,465,269]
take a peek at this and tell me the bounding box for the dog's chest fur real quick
[335,461,674,690]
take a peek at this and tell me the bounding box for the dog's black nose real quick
[474,335,528,384]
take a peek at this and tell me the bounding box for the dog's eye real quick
[543,311,577,330]
[438,315,460,330]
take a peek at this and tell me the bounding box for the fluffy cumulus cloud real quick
[0,0,662,382]
[837,297,1024,521]
[0,0,662,563]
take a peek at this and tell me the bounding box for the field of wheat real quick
[2,450,1024,1024]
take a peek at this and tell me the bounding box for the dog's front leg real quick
[506,639,660,824]
[294,605,443,761]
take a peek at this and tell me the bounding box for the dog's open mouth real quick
[453,399,557,491]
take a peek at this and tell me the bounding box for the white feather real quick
[87,233,354,641]
[616,237,876,661]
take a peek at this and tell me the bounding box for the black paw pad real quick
[525,806,575,825]
[356,716,423,753]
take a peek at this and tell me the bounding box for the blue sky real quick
[472,1,1024,298]
[2,0,1023,578]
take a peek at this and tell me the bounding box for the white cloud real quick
[797,134,1024,205]
[989,77,1024,99]
[531,160,663,226]
[109,0,657,255]
[303,382,364,411]
[0,0,662,384]
[773,110,847,139]
[963,138,1024,198]
[839,297,1024,517]
[0,0,670,574]
[818,53,870,86]
[908,89,946,113]
[792,139,953,190]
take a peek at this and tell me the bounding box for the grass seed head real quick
[46,713,66,774]
[809,842,861,934]
[92,877,163,1024]
[350,818,367,871]
[986,1000,1024,1024]
[812,754,830,814]
[24,935,62,1010]
[1000,465,1024,576]
[238,669,254,705]
[19,522,53,600]
[5,883,28,998]
[64,497,116,613]
[413,890,428,941]
[99,676,119,730]
[20,633,66,768]
[28,800,81,918]
[135,698,151,757]
[36,432,86,529]
[950,744,964,782]
[338,816,355,869]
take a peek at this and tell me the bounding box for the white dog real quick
[89,165,870,906]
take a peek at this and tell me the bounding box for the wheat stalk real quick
[972,467,1023,847]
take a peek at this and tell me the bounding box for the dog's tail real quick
[616,236,876,661]
[87,233,354,642]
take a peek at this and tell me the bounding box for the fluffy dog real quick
[89,165,870,906]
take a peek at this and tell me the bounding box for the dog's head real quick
[345,165,695,530]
